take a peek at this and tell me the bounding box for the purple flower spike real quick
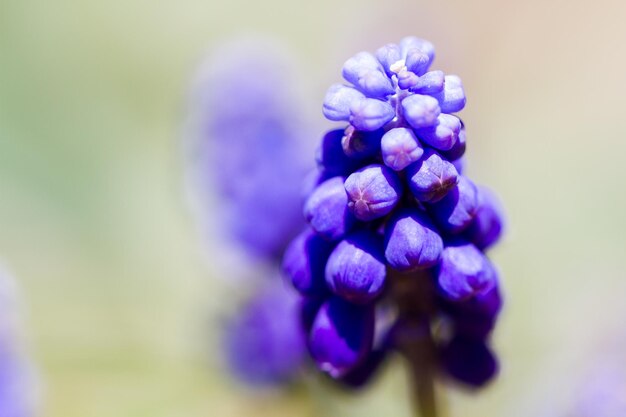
[440,336,498,388]
[349,98,395,131]
[342,52,395,98]
[384,209,444,271]
[411,71,445,95]
[375,43,402,77]
[430,175,479,234]
[401,94,441,129]
[282,228,335,296]
[381,127,424,171]
[344,164,403,221]
[323,84,366,122]
[441,121,466,161]
[437,241,497,301]
[434,75,466,113]
[309,297,375,377]
[224,280,306,386]
[325,231,387,304]
[416,113,462,151]
[407,150,459,203]
[304,176,355,241]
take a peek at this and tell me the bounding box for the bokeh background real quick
[1,0,626,416]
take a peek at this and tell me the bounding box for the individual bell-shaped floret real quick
[399,37,435,75]
[437,240,497,301]
[349,98,395,131]
[440,120,466,161]
[407,150,459,203]
[401,94,441,129]
[411,70,445,95]
[344,164,403,222]
[323,84,366,121]
[416,114,462,151]
[440,336,498,388]
[381,127,424,171]
[325,230,387,304]
[342,52,395,98]
[304,176,355,240]
[434,75,466,113]
[375,43,402,77]
[308,297,375,377]
[282,227,335,296]
[430,175,479,233]
[465,186,505,250]
[384,209,444,271]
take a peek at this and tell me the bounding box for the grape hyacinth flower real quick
[186,37,315,260]
[283,37,506,416]
[0,265,37,417]
[185,38,313,387]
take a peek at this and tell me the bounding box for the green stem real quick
[389,269,441,417]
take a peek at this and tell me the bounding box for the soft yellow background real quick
[1,0,626,416]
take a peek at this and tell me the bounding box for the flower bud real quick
[344,164,403,221]
[349,98,395,131]
[384,209,444,271]
[375,43,402,77]
[401,94,441,129]
[381,127,424,171]
[434,75,466,113]
[465,186,505,250]
[304,176,355,240]
[437,241,497,301]
[430,175,479,233]
[342,52,395,98]
[325,231,387,304]
[407,150,458,203]
[282,228,335,296]
[323,84,365,121]
[411,70,445,95]
[416,114,462,151]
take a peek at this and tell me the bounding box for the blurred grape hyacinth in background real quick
[186,38,315,261]
[282,36,506,416]
[185,38,315,386]
[0,265,37,417]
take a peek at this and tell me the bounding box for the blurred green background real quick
[1,0,626,416]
